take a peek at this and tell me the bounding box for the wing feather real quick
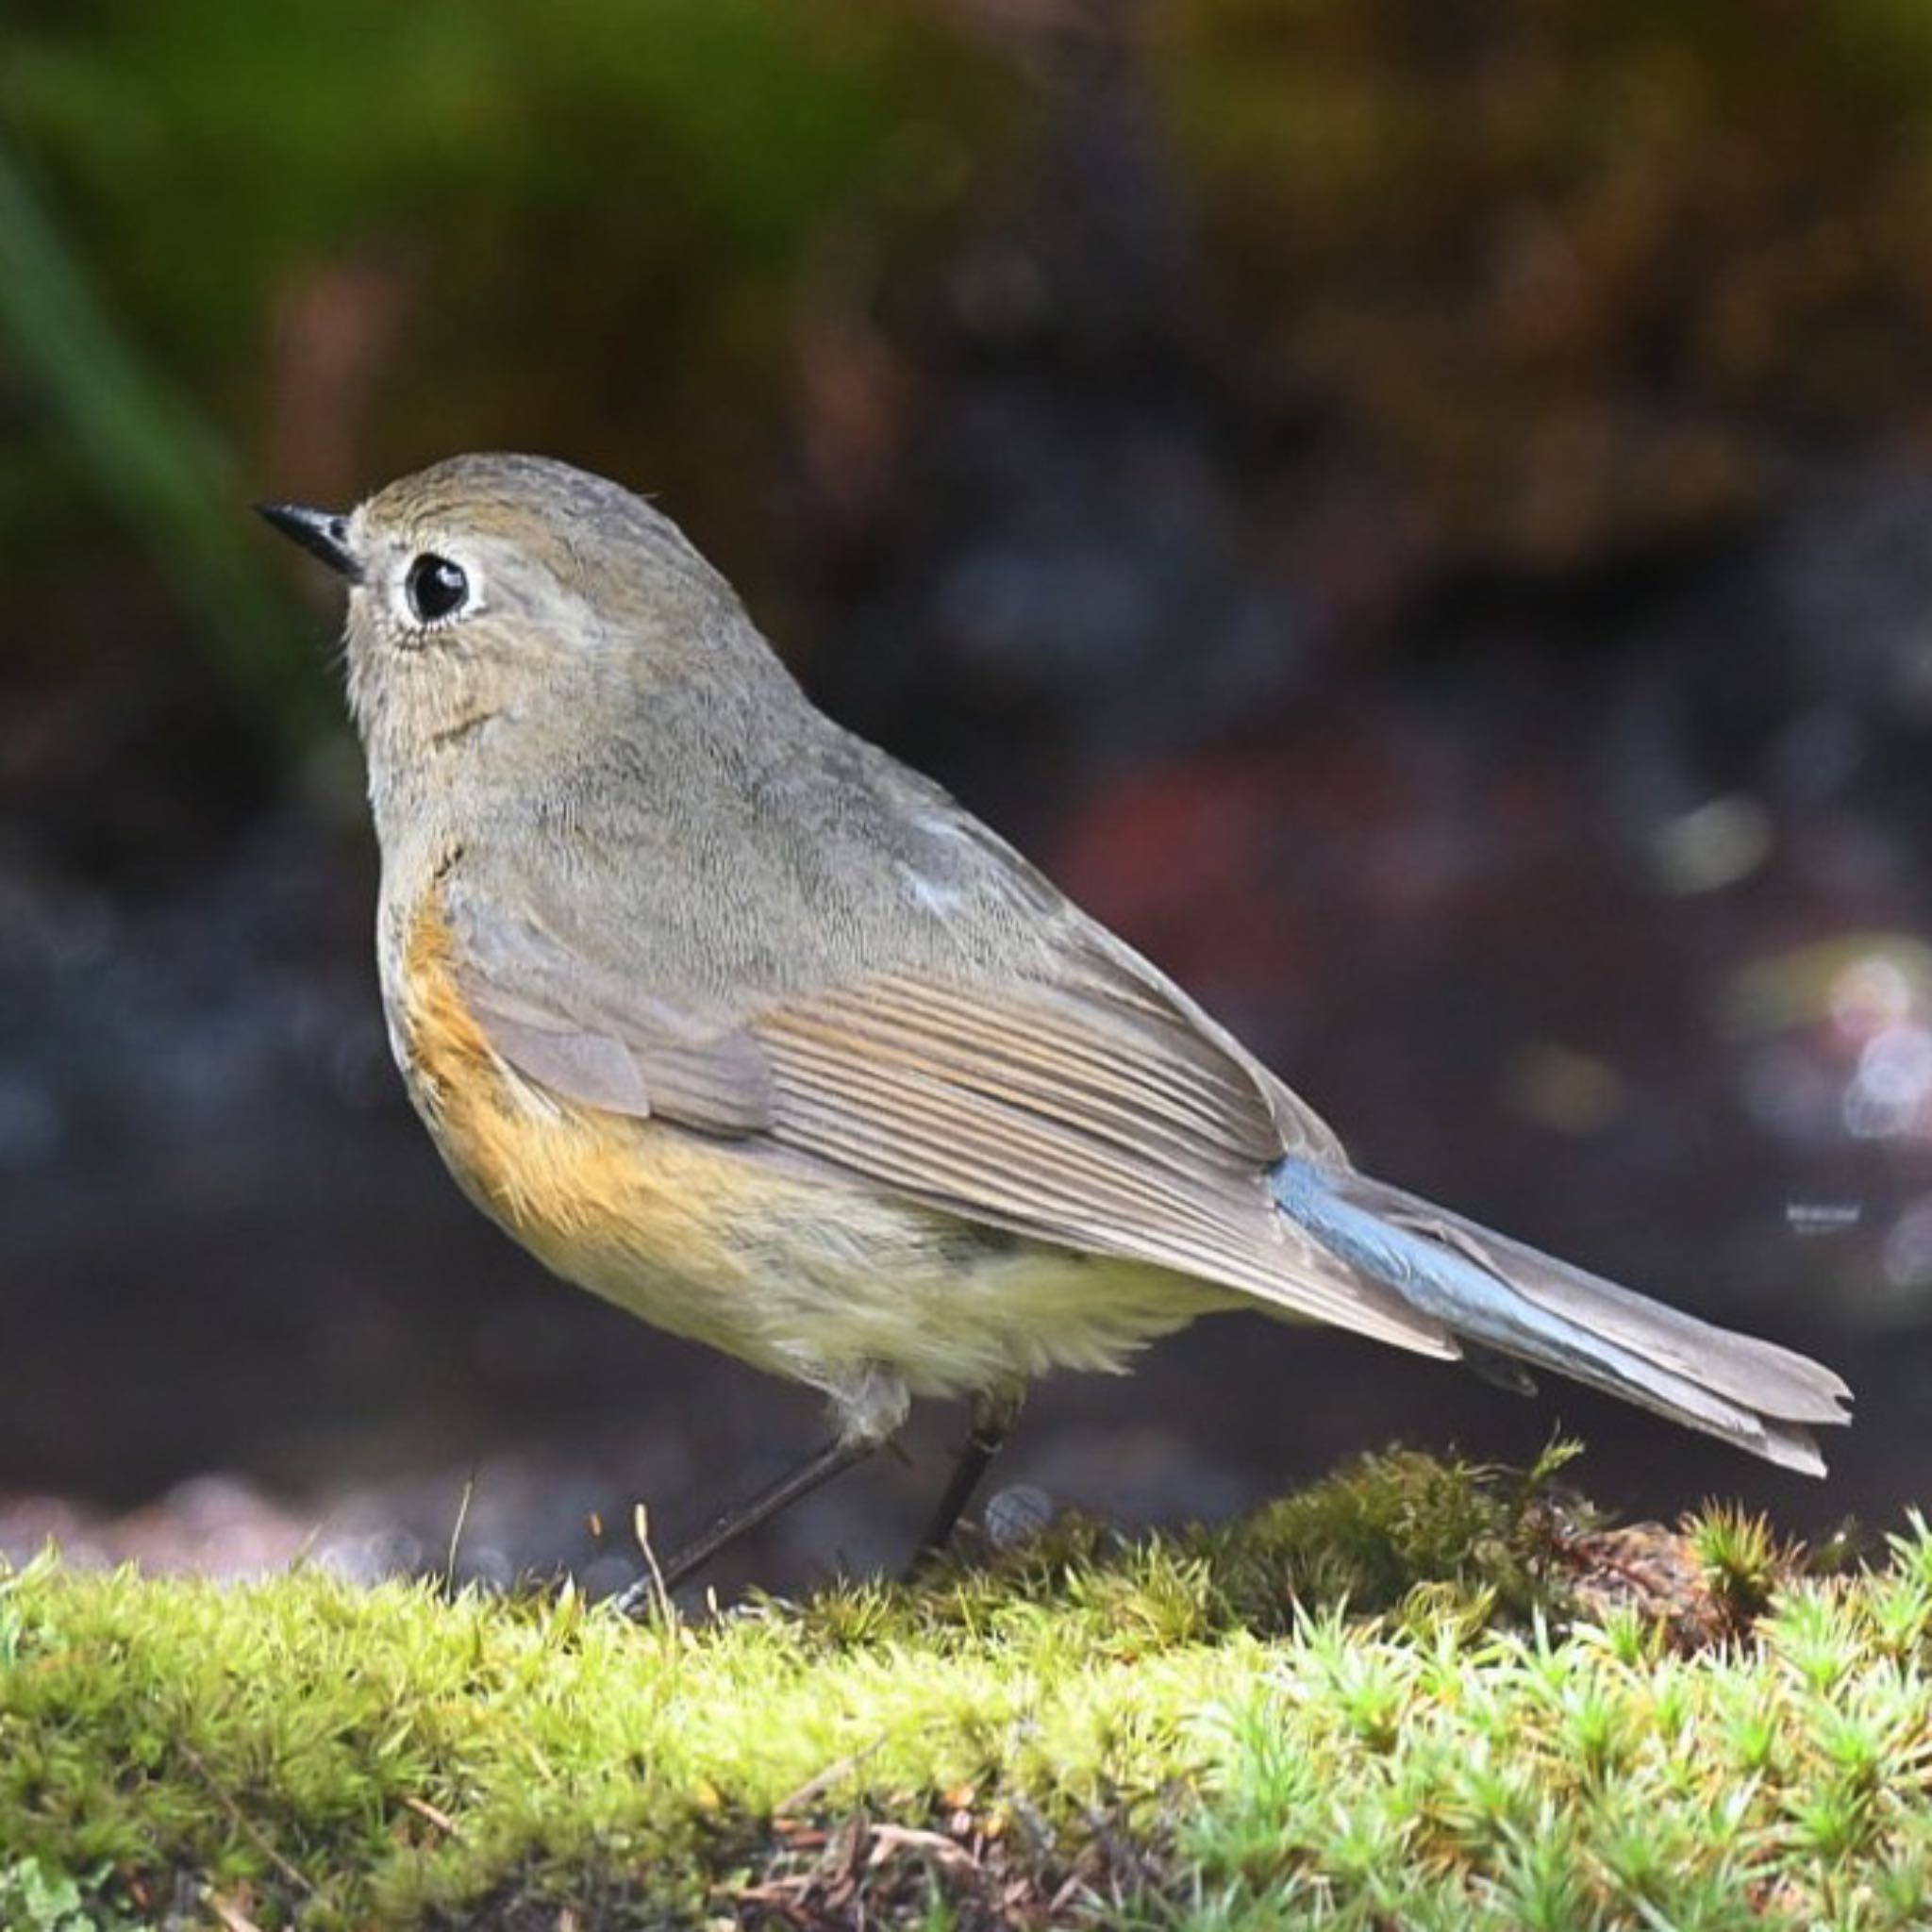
[444,892,1456,1358]
[745,982,1454,1354]
[849,977,1270,1151]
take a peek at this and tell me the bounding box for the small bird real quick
[260,455,1850,1598]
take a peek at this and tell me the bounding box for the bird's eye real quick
[405,554,470,625]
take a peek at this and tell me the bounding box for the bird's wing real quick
[443,886,1457,1359]
[452,902,773,1135]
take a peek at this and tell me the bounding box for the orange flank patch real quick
[395,891,773,1294]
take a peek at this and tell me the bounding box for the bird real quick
[258,453,1851,1600]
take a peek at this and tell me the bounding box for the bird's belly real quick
[434,1076,1224,1402]
[562,1161,1228,1404]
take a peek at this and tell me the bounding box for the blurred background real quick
[6,0,1932,1598]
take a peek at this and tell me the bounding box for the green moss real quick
[3,1454,1929,1927]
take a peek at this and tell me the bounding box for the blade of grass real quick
[0,139,331,756]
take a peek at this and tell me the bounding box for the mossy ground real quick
[4,1447,1929,1929]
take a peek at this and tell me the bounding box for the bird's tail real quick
[1270,1157,1851,1474]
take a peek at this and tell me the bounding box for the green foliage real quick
[3,1456,1931,1927]
[9,0,992,319]
[0,4,1017,755]
[1157,0,1932,565]
[4,2,1013,543]
[0,1855,120,1932]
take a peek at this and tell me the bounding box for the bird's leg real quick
[615,1432,882,1615]
[910,1385,1025,1573]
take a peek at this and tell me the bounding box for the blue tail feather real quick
[1269,1156,1847,1474]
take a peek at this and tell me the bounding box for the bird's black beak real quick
[256,502,362,583]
